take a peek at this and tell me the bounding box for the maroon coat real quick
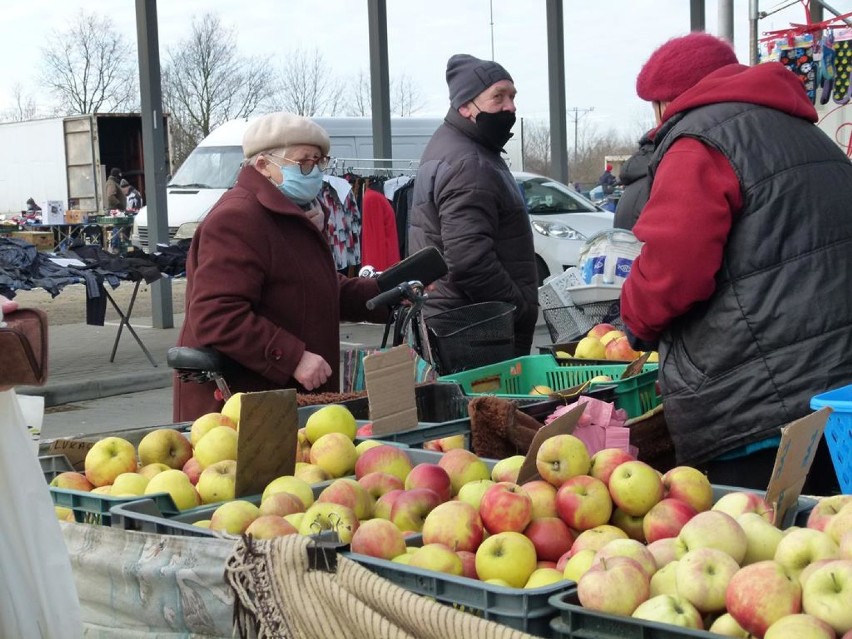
[173,165,385,422]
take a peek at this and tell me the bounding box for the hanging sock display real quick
[833,37,852,104]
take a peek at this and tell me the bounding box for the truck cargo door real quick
[64,116,100,212]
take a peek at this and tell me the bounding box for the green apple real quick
[802,559,852,635]
[490,455,525,483]
[524,567,565,588]
[649,560,679,597]
[774,528,840,580]
[437,448,490,496]
[708,612,752,637]
[562,548,596,582]
[457,479,495,512]
[189,411,236,447]
[738,512,784,565]
[299,502,359,544]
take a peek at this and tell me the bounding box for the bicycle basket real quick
[426,301,516,375]
[543,299,623,343]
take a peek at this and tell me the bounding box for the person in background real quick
[597,163,618,195]
[121,179,143,212]
[25,197,41,213]
[105,168,126,211]
[409,53,538,356]
[620,32,852,493]
[613,131,655,231]
[174,112,387,422]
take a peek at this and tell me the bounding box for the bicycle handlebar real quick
[366,280,425,311]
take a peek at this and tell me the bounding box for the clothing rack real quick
[328,157,419,177]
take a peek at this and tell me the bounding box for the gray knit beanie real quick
[446,54,513,109]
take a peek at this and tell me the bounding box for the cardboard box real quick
[40,200,65,225]
[12,231,54,252]
[65,209,85,224]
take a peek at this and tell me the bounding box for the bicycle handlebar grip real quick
[366,285,407,311]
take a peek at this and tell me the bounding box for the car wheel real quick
[535,255,549,287]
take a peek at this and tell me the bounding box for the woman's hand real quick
[293,351,332,391]
[0,295,18,315]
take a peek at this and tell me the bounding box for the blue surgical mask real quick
[273,162,323,205]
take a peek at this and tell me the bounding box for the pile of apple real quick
[561,322,659,363]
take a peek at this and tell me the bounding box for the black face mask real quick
[474,109,516,150]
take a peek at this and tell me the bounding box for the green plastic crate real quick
[440,355,660,419]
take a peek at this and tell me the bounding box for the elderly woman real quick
[173,113,385,421]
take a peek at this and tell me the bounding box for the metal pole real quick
[718,0,735,43]
[367,0,392,163]
[135,0,172,328]
[546,0,568,184]
[749,0,760,66]
[490,0,495,61]
[690,0,706,31]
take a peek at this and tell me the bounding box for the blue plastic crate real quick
[810,384,852,493]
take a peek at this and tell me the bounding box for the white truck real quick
[0,113,171,216]
[132,115,524,250]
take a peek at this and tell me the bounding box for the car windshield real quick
[169,145,244,189]
[517,177,599,214]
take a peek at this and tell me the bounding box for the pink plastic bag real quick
[545,396,637,457]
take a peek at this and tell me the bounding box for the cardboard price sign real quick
[234,389,298,498]
[516,403,586,485]
[622,351,651,379]
[363,345,418,436]
[47,439,95,471]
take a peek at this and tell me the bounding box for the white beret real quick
[242,112,331,158]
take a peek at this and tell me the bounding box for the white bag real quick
[577,229,643,286]
[0,390,82,639]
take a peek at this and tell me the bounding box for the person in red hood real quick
[621,33,852,493]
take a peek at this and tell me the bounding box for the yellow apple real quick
[262,475,314,509]
[55,506,75,522]
[475,531,538,588]
[298,502,359,543]
[209,499,260,535]
[574,336,606,360]
[530,385,554,396]
[245,515,298,539]
[138,462,171,480]
[110,472,150,497]
[190,412,237,446]
[50,471,94,492]
[355,439,383,456]
[144,468,201,510]
[563,548,597,582]
[293,463,330,484]
[409,543,464,576]
[193,426,238,469]
[221,392,244,427]
[309,432,358,478]
[84,436,137,487]
[196,459,237,504]
[525,567,565,588]
[304,405,357,443]
[193,519,212,529]
[137,427,194,469]
[491,454,526,483]
[283,513,305,530]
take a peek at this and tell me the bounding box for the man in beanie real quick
[105,167,126,211]
[620,32,852,492]
[409,53,538,358]
[174,112,386,421]
[598,163,617,195]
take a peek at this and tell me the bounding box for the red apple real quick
[390,488,442,532]
[592,538,657,579]
[181,457,203,486]
[358,471,404,499]
[605,336,640,361]
[457,550,478,579]
[258,491,305,518]
[374,489,404,520]
[437,449,490,496]
[589,448,636,486]
[49,471,94,492]
[556,474,613,531]
[807,494,852,532]
[524,517,575,562]
[571,524,629,555]
[422,500,484,553]
[578,556,650,616]
[404,463,452,503]
[643,498,698,543]
[317,477,375,520]
[350,518,407,560]
[354,445,412,483]
[726,560,802,637]
[588,323,617,339]
[479,482,533,534]
[712,491,776,525]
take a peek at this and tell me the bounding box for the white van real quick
[131,115,524,250]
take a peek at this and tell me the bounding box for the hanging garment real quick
[833,37,852,103]
[778,40,817,103]
[392,179,416,257]
[360,187,400,271]
[318,179,362,271]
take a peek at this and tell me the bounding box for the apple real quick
[181,457,203,485]
[599,329,625,345]
[537,560,558,570]
[676,548,739,613]
[392,553,412,565]
[555,474,613,531]
[91,486,112,495]
[713,491,776,525]
[209,499,261,535]
[571,524,629,555]
[283,513,304,530]
[521,479,558,520]
[643,498,697,543]
[608,460,664,517]
[535,434,591,487]
[309,432,358,478]
[374,489,404,520]
[475,531,538,588]
[588,323,618,339]
[50,471,94,492]
[529,385,554,396]
[523,517,574,562]
[354,445,413,483]
[245,515,298,539]
[726,560,802,638]
[55,506,75,522]
[430,434,467,451]
[295,428,312,463]
[631,594,703,630]
[842,531,852,560]
[358,471,404,499]
[190,412,236,447]
[437,448,490,495]
[110,472,150,497]
[647,538,681,569]
[677,510,748,564]
[299,502,359,544]
[574,336,606,360]
[409,543,464,576]
[457,550,478,579]
[404,463,452,502]
[144,468,200,510]
[258,491,304,518]
[350,518,407,560]
[774,528,841,580]
[84,436,138,487]
[802,559,852,635]
[738,512,784,565]
[578,556,650,616]
[479,482,533,534]
[800,559,839,590]
[457,479,496,512]
[524,567,565,588]
[826,502,852,544]
[390,488,442,532]
[605,335,640,361]
[649,560,679,597]
[221,392,244,426]
[562,548,596,582]
[354,438,382,457]
[317,477,374,520]
[422,500,484,552]
[610,508,647,542]
[262,475,314,510]
[139,462,171,480]
[196,459,236,504]
[661,466,714,513]
[193,426,238,469]
[807,495,852,532]
[304,404,357,443]
[293,463,330,484]
[764,613,837,639]
[593,538,657,579]
[709,613,753,637]
[589,448,636,486]
[490,455,525,483]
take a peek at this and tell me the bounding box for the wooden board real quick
[234,389,298,498]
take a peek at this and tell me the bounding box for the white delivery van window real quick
[169,146,244,189]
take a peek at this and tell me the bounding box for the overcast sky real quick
[0,0,830,139]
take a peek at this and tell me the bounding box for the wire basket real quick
[426,301,516,375]
[542,300,624,343]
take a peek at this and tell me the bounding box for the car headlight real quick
[531,220,587,240]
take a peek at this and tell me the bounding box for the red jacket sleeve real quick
[620,137,742,342]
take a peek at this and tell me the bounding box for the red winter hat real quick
[636,32,739,102]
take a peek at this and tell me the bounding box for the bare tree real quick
[273,48,345,116]
[348,70,371,116]
[39,10,136,114]
[391,74,425,117]
[164,13,272,165]
[2,83,38,122]
[522,119,552,176]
